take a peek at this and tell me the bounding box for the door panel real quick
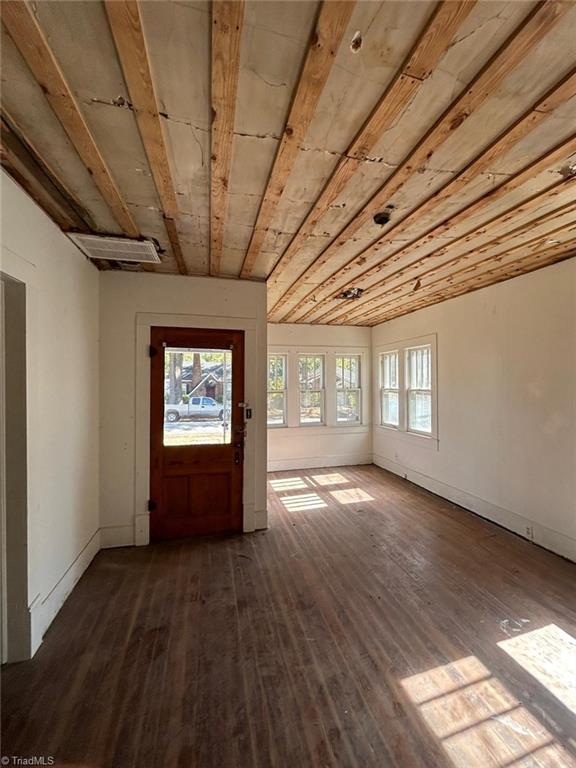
[150,327,244,540]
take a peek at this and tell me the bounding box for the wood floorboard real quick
[2,465,575,767]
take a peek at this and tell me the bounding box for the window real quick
[299,355,324,424]
[380,351,399,426]
[406,345,432,433]
[336,355,361,423]
[378,337,436,439]
[267,354,287,426]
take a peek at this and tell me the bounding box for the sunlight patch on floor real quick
[498,624,576,717]
[269,477,309,491]
[309,472,349,486]
[401,655,576,767]
[330,488,374,504]
[280,493,328,511]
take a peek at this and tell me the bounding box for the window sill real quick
[269,424,370,437]
[375,424,439,451]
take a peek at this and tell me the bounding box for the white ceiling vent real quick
[67,233,161,264]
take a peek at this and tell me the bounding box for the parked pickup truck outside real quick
[165,396,224,422]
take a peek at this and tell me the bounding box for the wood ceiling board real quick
[235,3,319,139]
[22,0,163,214]
[300,0,436,156]
[1,0,140,237]
[161,120,210,220]
[0,30,122,234]
[316,184,575,324]
[138,1,210,128]
[268,0,568,318]
[210,0,245,276]
[137,1,211,270]
[364,244,576,325]
[239,1,355,278]
[265,1,478,290]
[282,126,576,322]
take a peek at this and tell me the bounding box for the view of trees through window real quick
[163,347,232,446]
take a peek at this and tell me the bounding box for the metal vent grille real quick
[67,233,160,264]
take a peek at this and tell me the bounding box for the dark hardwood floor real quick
[2,465,576,768]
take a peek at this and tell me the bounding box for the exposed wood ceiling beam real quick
[260,0,476,284]
[351,211,576,325]
[1,0,139,238]
[105,0,188,275]
[210,0,245,277]
[239,0,356,279]
[280,69,576,322]
[298,133,576,323]
[352,199,576,324]
[1,113,90,232]
[363,242,576,326]
[268,0,570,317]
[325,178,576,324]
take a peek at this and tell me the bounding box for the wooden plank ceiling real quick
[1,0,575,324]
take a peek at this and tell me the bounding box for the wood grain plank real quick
[210,0,245,276]
[105,0,188,275]
[353,216,576,325]
[263,0,476,284]
[268,0,571,318]
[363,243,576,326]
[321,177,575,324]
[1,114,89,231]
[239,0,356,278]
[3,465,576,766]
[343,198,576,325]
[301,134,576,324]
[1,0,139,237]
[282,69,576,322]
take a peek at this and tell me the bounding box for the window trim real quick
[267,353,288,427]
[335,353,362,424]
[380,349,400,428]
[298,353,326,426]
[376,334,437,442]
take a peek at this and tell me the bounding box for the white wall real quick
[268,323,371,471]
[0,171,101,655]
[372,259,576,562]
[99,272,268,545]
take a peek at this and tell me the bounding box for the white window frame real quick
[335,354,362,424]
[405,344,433,436]
[267,353,287,427]
[298,354,325,426]
[380,350,399,428]
[376,334,437,444]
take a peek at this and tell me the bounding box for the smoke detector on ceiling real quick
[67,233,161,264]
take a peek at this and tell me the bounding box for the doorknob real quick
[234,449,241,465]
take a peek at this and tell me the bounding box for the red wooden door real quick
[149,327,245,540]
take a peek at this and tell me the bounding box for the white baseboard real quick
[30,528,101,655]
[100,524,134,549]
[253,509,268,530]
[268,454,372,472]
[373,453,576,563]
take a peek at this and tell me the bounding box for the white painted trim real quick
[268,454,373,472]
[253,509,268,530]
[30,528,101,654]
[100,524,134,549]
[373,453,576,563]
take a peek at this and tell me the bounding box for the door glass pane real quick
[163,347,232,446]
